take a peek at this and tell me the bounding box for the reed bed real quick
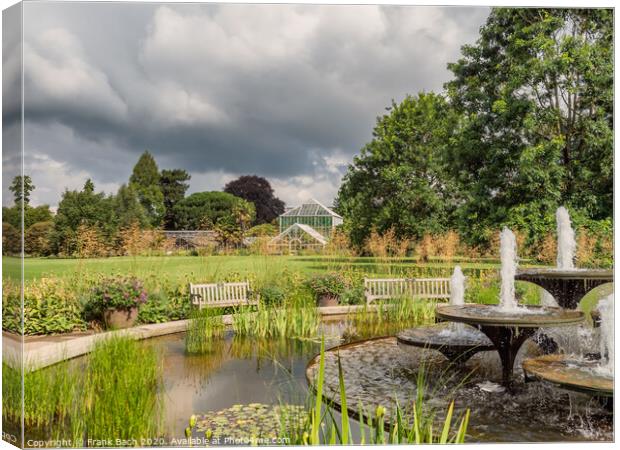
[3,336,164,445]
[346,298,436,338]
[76,336,163,442]
[232,305,320,339]
[184,307,226,354]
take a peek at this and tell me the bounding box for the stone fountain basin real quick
[397,322,494,349]
[523,354,613,397]
[435,304,585,328]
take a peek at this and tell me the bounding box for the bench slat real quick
[190,281,255,309]
[363,277,452,304]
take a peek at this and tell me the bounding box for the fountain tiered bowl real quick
[397,321,494,364]
[435,304,585,387]
[522,354,613,398]
[515,268,613,309]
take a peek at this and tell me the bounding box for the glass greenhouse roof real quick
[280,199,342,218]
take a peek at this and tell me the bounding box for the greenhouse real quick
[270,199,342,251]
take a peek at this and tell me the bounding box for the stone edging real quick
[2,305,376,370]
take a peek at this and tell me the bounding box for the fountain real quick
[435,228,585,387]
[396,267,494,364]
[522,294,613,400]
[515,207,613,309]
[305,226,611,440]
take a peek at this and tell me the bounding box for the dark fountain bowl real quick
[514,268,613,310]
[435,304,585,387]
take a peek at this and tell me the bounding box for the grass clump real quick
[232,304,320,339]
[185,307,226,354]
[2,336,164,445]
[347,298,436,338]
[77,336,163,442]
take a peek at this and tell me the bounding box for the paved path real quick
[2,305,376,370]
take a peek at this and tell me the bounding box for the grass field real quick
[3,254,610,313]
[3,255,502,282]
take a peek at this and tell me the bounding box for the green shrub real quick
[25,220,54,256]
[137,285,192,324]
[259,285,286,306]
[246,223,277,237]
[3,279,87,335]
[340,284,365,305]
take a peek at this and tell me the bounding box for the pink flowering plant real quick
[91,276,149,311]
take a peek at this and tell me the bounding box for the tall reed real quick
[289,338,470,445]
[76,336,163,442]
[3,336,164,444]
[185,307,226,354]
[232,304,320,339]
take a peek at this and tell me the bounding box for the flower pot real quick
[104,307,138,329]
[317,295,339,307]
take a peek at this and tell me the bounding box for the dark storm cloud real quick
[17,2,490,206]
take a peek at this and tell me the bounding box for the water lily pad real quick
[189,403,306,442]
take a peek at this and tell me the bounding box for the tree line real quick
[336,9,613,254]
[3,153,285,256]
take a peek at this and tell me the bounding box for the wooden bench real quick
[189,281,258,309]
[364,277,451,305]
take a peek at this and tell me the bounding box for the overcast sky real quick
[3,3,490,209]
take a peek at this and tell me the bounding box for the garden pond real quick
[10,317,613,446]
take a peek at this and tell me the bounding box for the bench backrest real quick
[190,281,257,309]
[364,277,451,304]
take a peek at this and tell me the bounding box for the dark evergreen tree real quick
[160,169,191,229]
[114,184,149,229]
[129,151,165,226]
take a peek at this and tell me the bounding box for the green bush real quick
[137,288,192,324]
[340,284,365,305]
[259,285,286,306]
[246,223,277,237]
[25,220,54,256]
[3,279,86,335]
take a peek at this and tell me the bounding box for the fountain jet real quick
[499,228,519,311]
[596,294,614,377]
[450,266,465,306]
[556,206,576,269]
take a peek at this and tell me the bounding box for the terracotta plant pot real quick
[104,307,138,329]
[317,295,339,307]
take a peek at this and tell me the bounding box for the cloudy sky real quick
[3,3,490,209]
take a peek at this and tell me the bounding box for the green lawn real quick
[4,255,501,282]
[4,255,610,312]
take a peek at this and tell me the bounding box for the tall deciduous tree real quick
[129,151,165,226]
[51,180,116,255]
[160,169,191,230]
[336,93,458,248]
[224,175,284,225]
[446,8,613,245]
